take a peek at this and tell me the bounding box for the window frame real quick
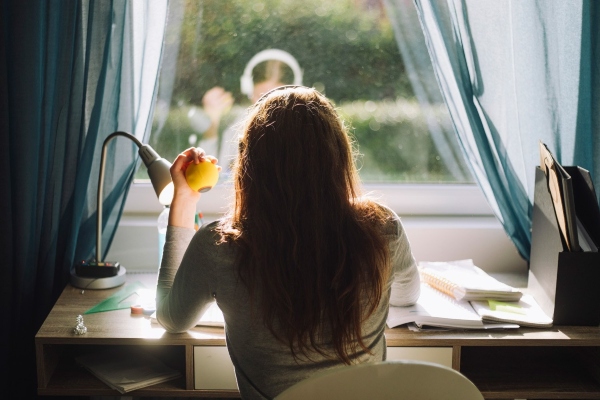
[110,2,528,274]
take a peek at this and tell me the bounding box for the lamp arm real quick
[96,131,142,262]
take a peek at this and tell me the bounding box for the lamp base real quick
[70,266,127,290]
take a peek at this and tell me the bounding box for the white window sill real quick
[124,181,494,217]
[108,182,526,274]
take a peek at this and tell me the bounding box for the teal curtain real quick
[407,0,599,260]
[0,0,167,396]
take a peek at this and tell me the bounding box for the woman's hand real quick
[169,147,220,229]
[202,87,234,122]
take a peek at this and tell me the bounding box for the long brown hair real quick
[218,86,390,364]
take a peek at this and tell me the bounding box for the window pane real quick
[139,0,473,184]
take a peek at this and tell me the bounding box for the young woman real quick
[156,86,420,399]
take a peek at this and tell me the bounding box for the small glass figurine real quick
[73,314,87,335]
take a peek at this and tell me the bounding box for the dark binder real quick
[571,166,600,251]
[528,167,600,325]
[539,142,580,251]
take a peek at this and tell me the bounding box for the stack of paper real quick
[418,259,523,301]
[76,348,181,393]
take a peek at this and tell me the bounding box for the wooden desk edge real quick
[35,275,600,399]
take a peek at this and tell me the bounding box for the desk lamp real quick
[70,131,174,290]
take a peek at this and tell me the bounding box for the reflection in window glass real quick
[140,0,473,184]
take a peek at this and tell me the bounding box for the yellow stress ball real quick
[185,160,219,193]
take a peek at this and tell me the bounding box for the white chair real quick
[275,360,484,400]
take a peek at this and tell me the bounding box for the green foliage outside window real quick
[144,0,471,183]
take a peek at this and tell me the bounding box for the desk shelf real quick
[36,279,600,399]
[38,343,187,396]
[462,346,600,399]
[386,327,600,399]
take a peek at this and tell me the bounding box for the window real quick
[114,0,528,274]
[132,0,482,217]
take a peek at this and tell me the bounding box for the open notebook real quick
[470,294,553,328]
[151,301,225,328]
[387,283,519,330]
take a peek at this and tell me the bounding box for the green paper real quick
[84,281,146,314]
[487,299,526,315]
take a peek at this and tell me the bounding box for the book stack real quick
[387,259,553,330]
[76,348,181,393]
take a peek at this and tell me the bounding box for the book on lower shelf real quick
[387,283,519,330]
[75,348,181,394]
[419,259,523,301]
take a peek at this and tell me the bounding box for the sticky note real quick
[487,299,526,315]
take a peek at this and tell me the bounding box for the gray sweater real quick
[156,206,420,399]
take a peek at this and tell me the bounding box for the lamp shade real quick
[139,144,174,205]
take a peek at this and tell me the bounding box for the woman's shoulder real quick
[195,219,241,248]
[378,203,403,236]
[357,199,403,237]
[195,219,228,243]
[199,219,220,232]
[190,219,238,263]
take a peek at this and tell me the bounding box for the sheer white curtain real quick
[384,0,471,182]
[410,0,599,259]
[92,1,169,259]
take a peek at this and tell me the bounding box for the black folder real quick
[528,166,600,325]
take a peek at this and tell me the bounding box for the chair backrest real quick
[274,360,484,400]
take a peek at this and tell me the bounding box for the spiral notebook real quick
[418,259,522,302]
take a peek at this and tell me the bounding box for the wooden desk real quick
[36,276,600,399]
